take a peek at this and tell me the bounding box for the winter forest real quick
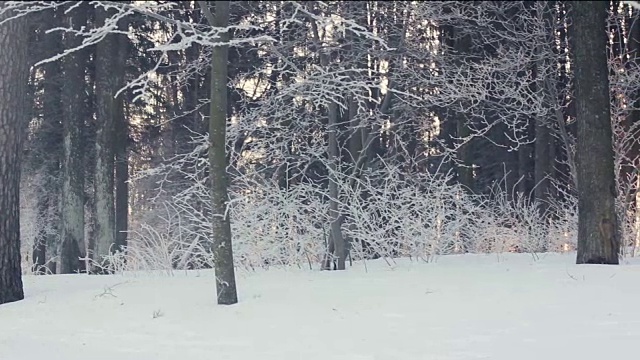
[2,1,640,358]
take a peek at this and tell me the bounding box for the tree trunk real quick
[454,26,473,192]
[114,23,130,252]
[92,8,117,269]
[441,18,474,191]
[0,5,28,304]
[200,0,238,305]
[518,124,534,198]
[306,12,347,270]
[534,0,554,216]
[59,5,89,274]
[534,117,552,211]
[114,109,129,252]
[30,8,63,274]
[327,102,346,270]
[571,1,620,264]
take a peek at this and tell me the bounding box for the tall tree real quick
[92,7,118,268]
[571,1,620,264]
[32,8,63,274]
[0,4,28,304]
[199,0,238,305]
[309,9,347,271]
[534,1,554,218]
[59,4,89,274]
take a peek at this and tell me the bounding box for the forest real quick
[1,0,640,308]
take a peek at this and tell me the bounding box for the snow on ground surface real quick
[1,253,640,360]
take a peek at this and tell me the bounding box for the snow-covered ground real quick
[1,253,639,360]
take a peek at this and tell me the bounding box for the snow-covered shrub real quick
[341,165,483,262]
[546,187,578,253]
[19,179,37,275]
[229,179,328,270]
[19,174,58,275]
[118,132,587,273]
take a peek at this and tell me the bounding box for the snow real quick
[2,253,640,360]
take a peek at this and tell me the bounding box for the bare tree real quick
[0,3,28,304]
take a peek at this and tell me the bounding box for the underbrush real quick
[88,173,591,275]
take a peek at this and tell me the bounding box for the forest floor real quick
[1,252,640,360]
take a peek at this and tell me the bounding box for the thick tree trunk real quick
[200,0,238,305]
[0,5,28,304]
[571,1,620,264]
[92,8,117,268]
[59,5,89,274]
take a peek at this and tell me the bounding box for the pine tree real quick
[0,4,29,304]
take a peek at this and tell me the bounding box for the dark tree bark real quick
[199,0,238,305]
[0,5,28,304]
[534,116,552,211]
[534,1,554,217]
[441,20,474,191]
[518,120,535,198]
[570,1,620,264]
[59,5,89,274]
